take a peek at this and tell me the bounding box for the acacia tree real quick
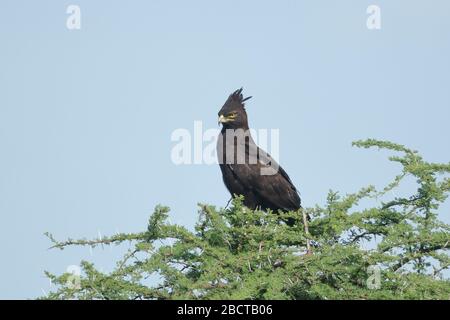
[43,139,450,299]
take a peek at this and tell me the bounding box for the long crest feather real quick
[230,87,252,106]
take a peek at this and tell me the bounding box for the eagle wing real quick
[225,143,301,211]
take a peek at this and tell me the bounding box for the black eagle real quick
[216,88,301,215]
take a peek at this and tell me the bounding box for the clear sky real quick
[0,0,449,298]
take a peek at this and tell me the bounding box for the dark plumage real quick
[216,88,301,215]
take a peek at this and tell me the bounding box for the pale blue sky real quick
[0,1,449,298]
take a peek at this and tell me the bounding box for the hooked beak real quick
[218,114,226,125]
[218,114,236,125]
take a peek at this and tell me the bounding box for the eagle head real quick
[218,88,252,129]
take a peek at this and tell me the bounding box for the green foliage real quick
[43,140,450,300]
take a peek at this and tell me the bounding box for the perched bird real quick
[216,88,301,215]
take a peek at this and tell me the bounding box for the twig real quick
[46,232,149,250]
[302,209,312,255]
[225,197,233,209]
